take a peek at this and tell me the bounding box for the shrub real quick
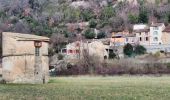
[97,32,106,39]
[84,28,95,39]
[48,48,55,56]
[134,45,146,55]
[81,9,95,21]
[168,13,170,23]
[100,6,115,19]
[89,19,97,28]
[58,54,64,60]
[138,8,148,23]
[128,14,138,24]
[123,43,134,57]
[153,51,161,58]
[53,58,170,76]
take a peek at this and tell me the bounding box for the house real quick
[149,23,165,45]
[162,26,170,45]
[61,41,108,61]
[125,34,138,45]
[2,32,49,84]
[133,23,170,53]
[134,28,150,45]
[110,31,129,46]
[0,67,2,76]
[133,23,166,46]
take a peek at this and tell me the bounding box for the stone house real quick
[2,32,49,84]
[125,34,139,45]
[0,67,2,76]
[133,23,166,46]
[134,28,150,45]
[162,26,170,45]
[61,41,108,61]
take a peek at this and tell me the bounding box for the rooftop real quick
[150,23,164,27]
[163,26,170,32]
[133,29,150,33]
[2,32,50,42]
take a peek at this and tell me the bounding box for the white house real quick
[149,23,165,45]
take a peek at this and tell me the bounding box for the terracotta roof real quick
[163,26,170,32]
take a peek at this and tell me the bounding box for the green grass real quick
[0,76,170,100]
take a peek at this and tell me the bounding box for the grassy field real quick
[0,76,170,100]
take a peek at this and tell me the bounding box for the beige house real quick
[162,26,170,44]
[2,32,49,84]
[134,28,150,45]
[0,67,2,76]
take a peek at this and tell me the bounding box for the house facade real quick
[149,23,165,45]
[2,32,49,84]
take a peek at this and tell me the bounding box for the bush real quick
[128,14,138,24]
[89,19,97,28]
[134,45,146,55]
[153,51,161,58]
[54,59,170,76]
[123,43,133,57]
[84,28,95,39]
[58,54,64,60]
[100,6,115,19]
[97,32,106,39]
[81,9,95,21]
[138,8,148,23]
[168,13,170,23]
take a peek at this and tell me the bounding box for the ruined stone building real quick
[61,41,108,61]
[2,32,49,84]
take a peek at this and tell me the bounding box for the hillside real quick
[0,0,170,53]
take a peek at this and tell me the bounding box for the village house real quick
[0,66,2,76]
[109,23,170,54]
[134,28,150,45]
[2,32,49,84]
[61,41,108,61]
[149,23,165,45]
[133,24,150,45]
[125,34,138,45]
[110,31,129,46]
[162,26,170,45]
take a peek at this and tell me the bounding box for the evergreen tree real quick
[123,43,133,57]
